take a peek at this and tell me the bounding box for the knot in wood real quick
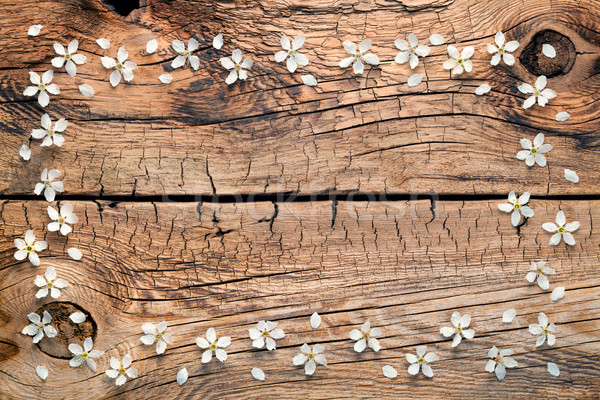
[519,29,576,77]
[35,302,96,359]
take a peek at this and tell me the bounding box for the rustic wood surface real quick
[0,0,599,399]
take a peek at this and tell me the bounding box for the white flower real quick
[440,312,475,347]
[249,320,285,350]
[140,321,173,354]
[293,344,326,375]
[406,345,438,377]
[35,266,69,298]
[529,312,557,347]
[47,203,78,235]
[105,354,138,386]
[101,47,137,87]
[31,114,67,147]
[525,261,555,290]
[52,40,87,77]
[487,32,519,66]
[20,144,31,161]
[310,311,321,329]
[28,25,42,36]
[485,346,517,380]
[69,337,104,372]
[23,71,59,107]
[34,168,64,202]
[220,49,253,85]
[339,39,379,75]
[543,210,579,246]
[22,310,57,343]
[349,321,382,352]
[443,46,474,75]
[497,191,534,226]
[171,38,199,70]
[519,76,556,109]
[395,34,430,69]
[275,34,308,73]
[14,230,47,266]
[516,133,552,167]
[196,327,231,363]
[36,365,48,380]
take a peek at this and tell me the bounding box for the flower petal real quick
[429,34,444,45]
[251,367,265,381]
[146,38,158,54]
[382,365,397,378]
[503,308,517,323]
[551,286,565,302]
[213,33,223,50]
[301,74,317,87]
[310,312,321,329]
[542,44,556,58]
[176,368,188,385]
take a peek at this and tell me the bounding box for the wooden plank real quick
[0,199,598,398]
[0,0,599,196]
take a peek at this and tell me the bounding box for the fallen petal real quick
[67,247,82,260]
[159,73,173,84]
[382,365,397,378]
[20,144,31,161]
[503,308,517,323]
[213,34,223,50]
[548,362,560,376]
[429,34,445,46]
[79,84,95,97]
[146,38,158,54]
[251,367,265,381]
[176,368,188,385]
[407,73,423,87]
[36,365,48,380]
[301,74,318,87]
[475,83,491,95]
[310,312,321,329]
[96,38,110,50]
[69,311,86,323]
[28,25,42,36]
[542,44,556,58]
[551,286,565,301]
[564,169,579,183]
[555,111,570,121]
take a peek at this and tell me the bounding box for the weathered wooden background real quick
[0,0,599,398]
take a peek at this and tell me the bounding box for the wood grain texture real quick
[0,199,599,399]
[0,0,599,197]
[0,0,599,399]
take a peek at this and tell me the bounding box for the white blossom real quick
[519,76,556,109]
[52,40,87,77]
[440,312,475,347]
[498,191,534,226]
[14,230,47,266]
[69,311,86,323]
[34,168,64,202]
[171,38,199,70]
[293,344,326,375]
[36,365,48,380]
[485,346,517,380]
[176,368,188,385]
[542,210,579,246]
[32,114,67,147]
[551,286,565,302]
[310,312,321,329]
[20,144,31,161]
[140,321,173,354]
[249,320,285,350]
[516,133,552,167]
[542,44,556,58]
[529,312,557,347]
[23,71,59,107]
[349,321,381,352]
[382,365,397,378]
[339,39,380,75]
[487,32,519,66]
[443,46,474,75]
[275,34,308,73]
[28,25,42,36]
[105,354,138,386]
[564,169,579,183]
[101,47,137,87]
[526,261,555,290]
[406,345,438,377]
[47,203,78,235]
[251,367,265,381]
[196,327,231,363]
[22,310,57,343]
[35,266,68,298]
[146,38,158,54]
[220,49,253,84]
[213,34,223,50]
[395,33,430,69]
[69,337,104,372]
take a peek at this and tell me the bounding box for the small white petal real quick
[548,362,560,376]
[382,365,397,378]
[301,74,317,87]
[475,84,491,95]
[146,38,158,54]
[69,311,86,323]
[159,73,172,84]
[213,34,223,50]
[551,286,565,301]
[251,367,265,381]
[555,111,570,122]
[19,144,31,161]
[67,248,82,260]
[78,84,95,97]
[176,368,188,385]
[310,312,321,329]
[407,73,422,87]
[503,308,517,323]
[36,365,48,380]
[429,34,445,45]
[96,38,110,49]
[28,25,43,36]
[542,44,556,58]
[564,169,579,183]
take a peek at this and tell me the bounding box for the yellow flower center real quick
[558,227,565,233]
